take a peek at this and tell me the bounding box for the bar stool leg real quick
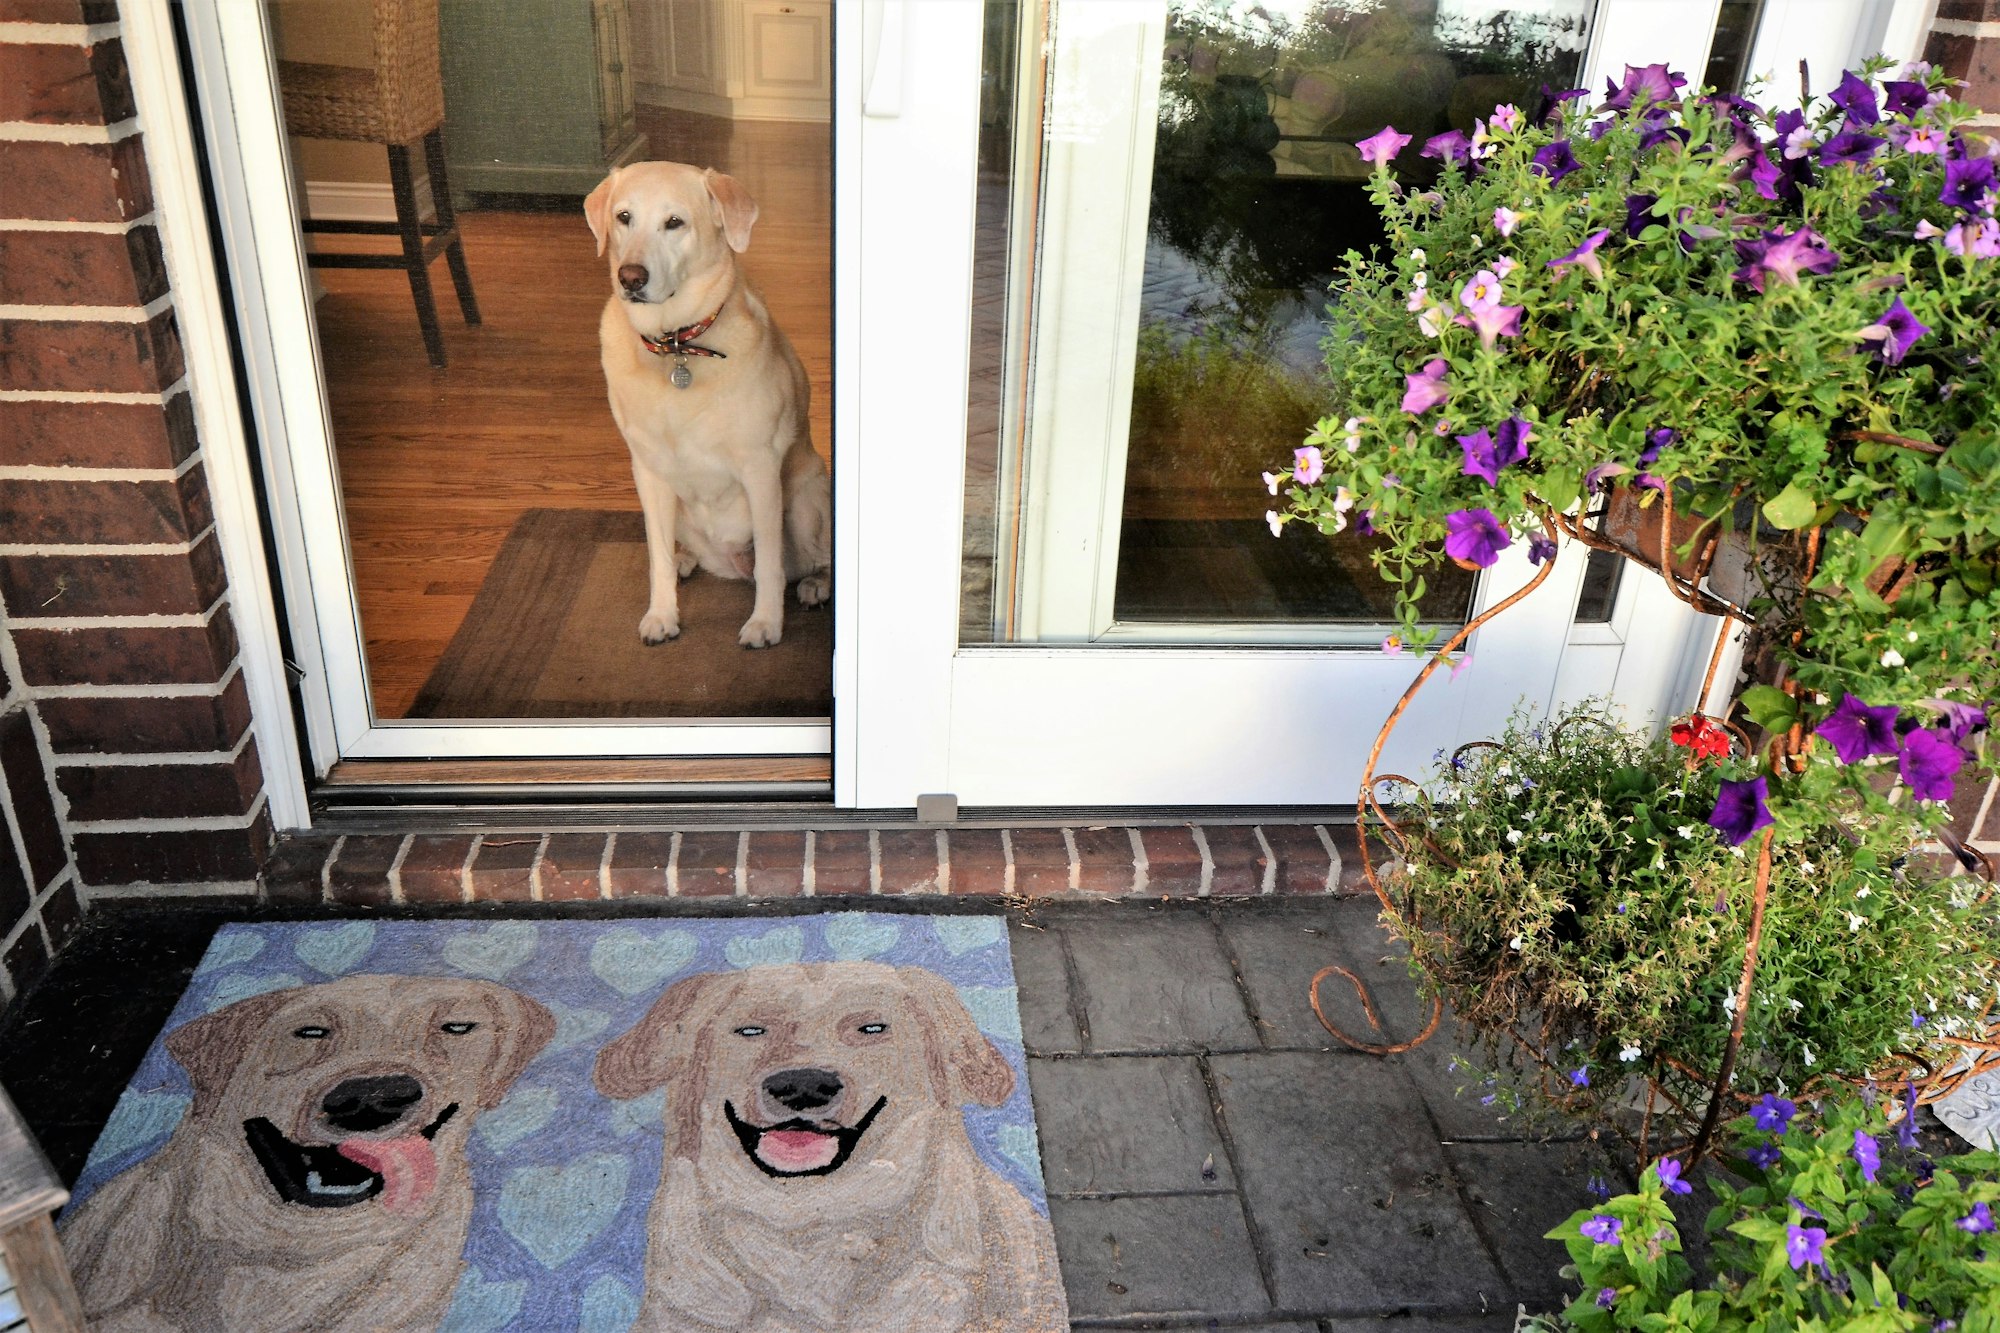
[3,1214,86,1332]
[424,129,481,326]
[388,141,447,368]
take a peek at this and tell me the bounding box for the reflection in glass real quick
[964,1,1599,643]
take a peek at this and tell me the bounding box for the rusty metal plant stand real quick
[1310,499,1998,1167]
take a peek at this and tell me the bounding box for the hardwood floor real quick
[310,108,831,719]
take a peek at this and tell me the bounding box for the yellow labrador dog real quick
[61,975,555,1333]
[586,161,832,649]
[595,962,1067,1333]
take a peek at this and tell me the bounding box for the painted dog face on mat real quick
[166,974,554,1218]
[595,962,1014,1176]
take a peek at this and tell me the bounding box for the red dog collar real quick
[639,297,730,361]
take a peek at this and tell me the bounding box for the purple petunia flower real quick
[1401,358,1450,414]
[1708,776,1774,847]
[1494,416,1532,468]
[1933,699,1989,746]
[1830,70,1881,126]
[1753,1093,1798,1133]
[1443,508,1511,568]
[1883,80,1930,116]
[1745,1142,1783,1170]
[1356,125,1413,170]
[1853,1130,1881,1183]
[1580,1214,1623,1245]
[1530,139,1580,182]
[1292,446,1324,485]
[1862,296,1930,365]
[1526,532,1557,566]
[1900,726,1965,802]
[1898,1081,1921,1149]
[1816,694,1902,763]
[1640,427,1674,466]
[1548,229,1612,280]
[1600,62,1684,114]
[1625,192,1661,238]
[1942,154,1997,213]
[1944,217,2000,258]
[1898,123,1948,156]
[1960,1202,1996,1234]
[1749,148,1814,206]
[1596,1287,1617,1310]
[1654,1158,1694,1195]
[1458,428,1503,486]
[1583,461,1629,494]
[1459,269,1505,312]
[1453,303,1525,350]
[1786,1223,1827,1270]
[1532,84,1590,128]
[1422,130,1472,167]
[1356,509,1376,536]
[1732,227,1840,291]
[1820,130,1886,166]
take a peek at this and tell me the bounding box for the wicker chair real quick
[279,0,479,368]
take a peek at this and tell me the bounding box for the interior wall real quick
[268,0,389,187]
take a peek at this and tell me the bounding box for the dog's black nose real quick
[321,1074,424,1133]
[763,1067,843,1113]
[617,263,649,293]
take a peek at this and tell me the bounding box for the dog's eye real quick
[440,1021,478,1035]
[858,1023,888,1035]
[733,1025,766,1037]
[293,1025,330,1039]
[664,215,685,231]
[615,210,631,226]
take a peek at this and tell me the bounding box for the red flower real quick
[1671,715,1730,763]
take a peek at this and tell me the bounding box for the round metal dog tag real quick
[671,358,693,390]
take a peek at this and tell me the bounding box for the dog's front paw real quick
[738,615,783,649]
[639,611,681,644]
[795,571,831,607]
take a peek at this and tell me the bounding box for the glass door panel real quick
[963,0,1596,645]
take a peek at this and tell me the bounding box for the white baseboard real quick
[303,177,435,223]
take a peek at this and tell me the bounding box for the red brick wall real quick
[0,0,269,1001]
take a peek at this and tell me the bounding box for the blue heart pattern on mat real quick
[608,1088,665,1135]
[588,928,695,997]
[477,1086,561,1152]
[294,921,376,976]
[960,985,1024,1043]
[192,930,265,975]
[543,998,612,1053]
[499,1153,630,1269]
[933,916,1007,956]
[438,1265,525,1333]
[724,924,805,969]
[579,1275,640,1333]
[204,971,302,1011]
[82,1091,189,1170]
[823,913,899,960]
[443,922,540,980]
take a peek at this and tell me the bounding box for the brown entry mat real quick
[408,508,831,719]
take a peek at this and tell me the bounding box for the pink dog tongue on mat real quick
[759,1129,840,1173]
[336,1136,439,1216]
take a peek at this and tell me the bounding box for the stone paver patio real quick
[0,896,1620,1330]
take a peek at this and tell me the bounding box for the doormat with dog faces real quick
[59,915,1068,1332]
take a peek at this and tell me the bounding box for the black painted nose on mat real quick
[763,1067,843,1115]
[321,1074,425,1132]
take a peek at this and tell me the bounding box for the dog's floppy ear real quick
[584,170,620,256]
[166,987,302,1118]
[471,985,558,1109]
[594,970,741,1101]
[703,168,759,253]
[900,967,1015,1109]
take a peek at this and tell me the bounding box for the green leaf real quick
[1739,685,1797,734]
[1762,482,1818,531]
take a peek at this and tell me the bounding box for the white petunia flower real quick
[1509,934,1525,951]
[1618,1043,1641,1063]
[1265,510,1283,538]
[1848,911,1866,932]
[1722,993,1737,1014]
[1677,824,1698,839]
[1506,828,1523,845]
[1881,648,1906,668]
[1854,885,1870,899]
[1786,997,1803,1012]
[1802,1043,1816,1067]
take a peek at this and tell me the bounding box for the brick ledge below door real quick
[233,825,1381,906]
